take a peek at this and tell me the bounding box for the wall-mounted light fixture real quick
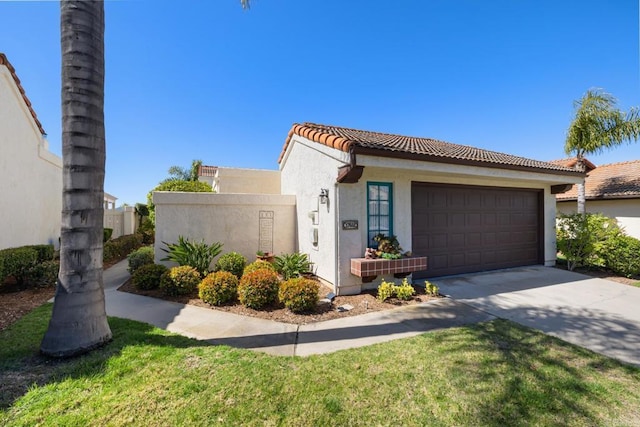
[319,188,329,204]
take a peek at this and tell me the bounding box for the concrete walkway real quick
[103,260,492,356]
[104,261,640,365]
[432,266,640,367]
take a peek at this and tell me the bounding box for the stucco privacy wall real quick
[104,206,137,239]
[199,167,281,194]
[557,199,640,239]
[0,62,62,250]
[153,192,296,268]
[280,133,582,295]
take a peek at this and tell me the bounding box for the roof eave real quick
[351,146,586,178]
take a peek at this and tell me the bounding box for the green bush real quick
[24,245,55,263]
[601,234,640,278]
[214,252,247,279]
[160,265,201,296]
[238,269,280,309]
[104,234,144,264]
[104,228,113,242]
[425,280,439,296]
[24,260,59,287]
[556,213,622,271]
[395,279,415,300]
[199,271,239,306]
[0,247,38,285]
[278,277,319,313]
[243,260,276,276]
[376,280,396,302]
[147,180,212,224]
[161,236,223,276]
[136,218,155,244]
[132,264,168,290]
[127,246,154,273]
[273,252,312,280]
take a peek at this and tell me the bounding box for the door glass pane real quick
[379,185,389,201]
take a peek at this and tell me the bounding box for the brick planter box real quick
[350,256,427,283]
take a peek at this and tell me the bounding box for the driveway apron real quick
[431,266,640,366]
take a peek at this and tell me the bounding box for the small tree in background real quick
[565,89,640,213]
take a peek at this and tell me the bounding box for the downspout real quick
[334,181,340,294]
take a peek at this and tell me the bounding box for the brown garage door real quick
[411,182,543,278]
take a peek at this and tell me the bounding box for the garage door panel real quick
[412,182,541,278]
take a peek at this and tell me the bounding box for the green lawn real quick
[2,304,640,426]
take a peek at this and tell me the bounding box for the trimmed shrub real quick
[556,213,622,271]
[127,246,154,273]
[104,233,144,264]
[161,236,223,276]
[425,280,440,296]
[377,280,395,302]
[136,218,155,244]
[104,228,113,242]
[214,252,247,279]
[278,277,319,313]
[273,252,312,280]
[132,264,168,290]
[147,180,212,224]
[0,247,38,285]
[24,260,59,287]
[199,271,239,306]
[243,260,276,276]
[24,245,55,263]
[238,269,280,309]
[601,234,640,278]
[395,279,415,300]
[160,265,201,296]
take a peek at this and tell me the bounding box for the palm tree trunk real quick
[41,0,112,357]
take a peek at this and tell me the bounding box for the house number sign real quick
[342,220,358,230]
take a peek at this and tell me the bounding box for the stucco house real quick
[156,122,583,295]
[0,53,62,250]
[555,158,640,239]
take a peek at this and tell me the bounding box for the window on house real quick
[367,182,393,247]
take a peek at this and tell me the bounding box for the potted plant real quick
[256,250,275,263]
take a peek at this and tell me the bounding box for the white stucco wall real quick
[280,135,582,295]
[0,64,62,250]
[153,192,296,269]
[280,137,344,286]
[199,167,281,194]
[557,199,640,239]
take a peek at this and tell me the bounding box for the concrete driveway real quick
[431,266,640,366]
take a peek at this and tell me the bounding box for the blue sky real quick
[2,0,639,205]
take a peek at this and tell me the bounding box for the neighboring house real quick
[103,193,137,239]
[156,122,583,295]
[555,158,640,239]
[198,165,281,194]
[0,53,62,250]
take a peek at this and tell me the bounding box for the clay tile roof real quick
[548,157,597,172]
[279,122,582,176]
[198,165,218,177]
[0,53,46,135]
[556,160,640,201]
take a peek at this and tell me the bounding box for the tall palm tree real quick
[565,88,640,214]
[41,1,112,357]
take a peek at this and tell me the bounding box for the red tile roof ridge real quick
[0,53,46,135]
[280,122,582,176]
[594,159,640,168]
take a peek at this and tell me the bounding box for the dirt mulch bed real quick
[554,264,639,286]
[0,283,55,332]
[118,279,439,325]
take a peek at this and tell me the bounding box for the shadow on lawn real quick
[438,319,640,425]
[0,313,209,410]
